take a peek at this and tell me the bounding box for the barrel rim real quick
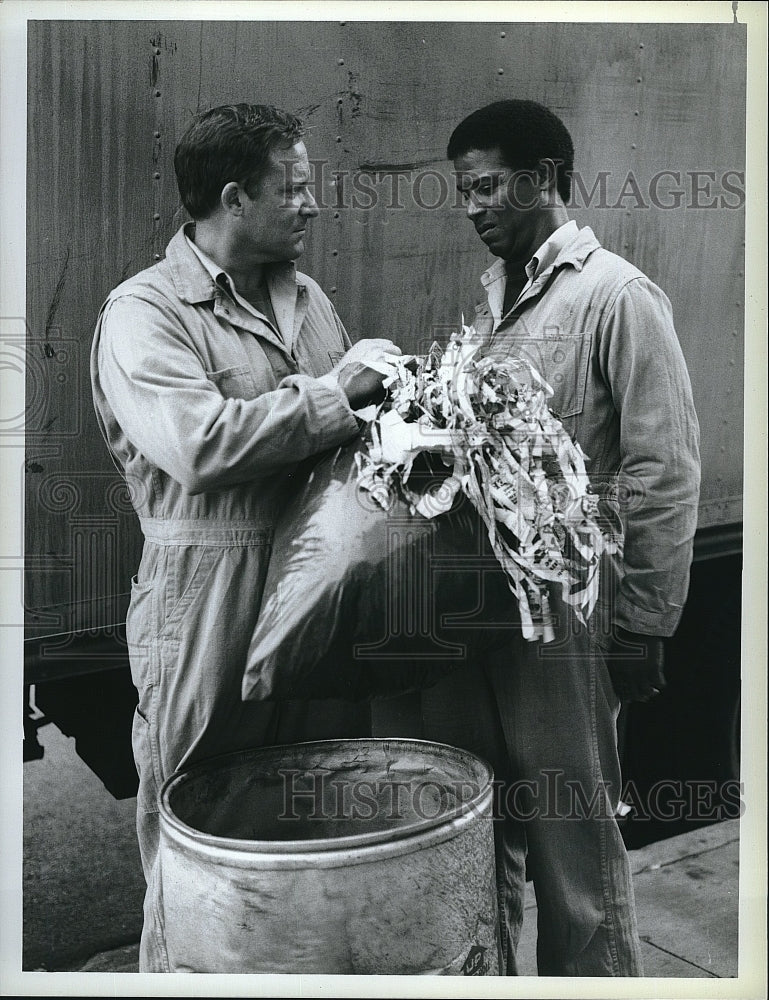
[158,737,494,857]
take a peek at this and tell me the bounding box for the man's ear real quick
[221,181,243,215]
[537,158,562,206]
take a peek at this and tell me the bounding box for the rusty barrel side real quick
[158,737,500,974]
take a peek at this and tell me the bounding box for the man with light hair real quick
[91,103,400,971]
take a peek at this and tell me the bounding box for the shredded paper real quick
[354,325,618,642]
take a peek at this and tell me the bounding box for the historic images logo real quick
[461,944,489,975]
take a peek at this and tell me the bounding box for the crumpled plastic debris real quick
[355,324,618,643]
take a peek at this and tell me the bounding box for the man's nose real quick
[466,195,484,221]
[301,188,319,217]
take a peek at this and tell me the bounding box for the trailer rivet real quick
[337,58,345,65]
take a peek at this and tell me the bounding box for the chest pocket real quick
[205,365,258,400]
[507,332,592,420]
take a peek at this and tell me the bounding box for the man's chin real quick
[273,247,304,263]
[479,233,507,258]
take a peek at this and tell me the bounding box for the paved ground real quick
[14,720,756,988]
[518,817,740,978]
[21,723,144,972]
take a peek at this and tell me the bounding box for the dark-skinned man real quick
[414,99,700,976]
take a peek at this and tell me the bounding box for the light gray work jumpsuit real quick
[91,225,369,971]
[375,224,701,975]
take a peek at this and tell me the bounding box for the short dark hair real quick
[174,103,305,219]
[447,99,574,202]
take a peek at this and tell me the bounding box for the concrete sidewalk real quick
[517,817,740,977]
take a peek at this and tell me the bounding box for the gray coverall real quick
[91,224,369,971]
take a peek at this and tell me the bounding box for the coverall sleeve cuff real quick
[612,595,683,638]
[289,373,359,440]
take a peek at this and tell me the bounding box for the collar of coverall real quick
[164,223,301,306]
[480,222,601,291]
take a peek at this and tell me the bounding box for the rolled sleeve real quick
[602,278,701,636]
[96,295,360,494]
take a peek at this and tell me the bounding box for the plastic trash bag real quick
[242,440,518,702]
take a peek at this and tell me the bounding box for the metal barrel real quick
[158,738,500,974]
